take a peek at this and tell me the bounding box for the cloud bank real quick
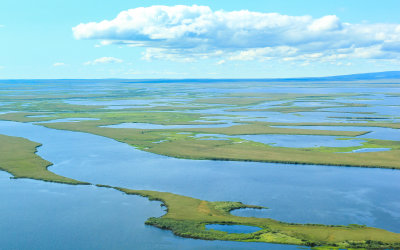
[73,5,400,62]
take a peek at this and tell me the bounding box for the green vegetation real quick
[36,120,400,169]
[1,108,400,169]
[0,134,87,184]
[264,121,400,129]
[95,185,400,249]
[1,80,400,249]
[2,132,399,248]
[0,111,213,125]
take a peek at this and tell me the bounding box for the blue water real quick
[274,125,400,141]
[0,121,399,234]
[102,121,238,129]
[0,172,297,250]
[38,118,99,123]
[241,134,364,148]
[194,134,364,148]
[351,148,391,153]
[1,79,399,249]
[206,224,262,234]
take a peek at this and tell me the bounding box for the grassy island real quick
[0,134,88,185]
[37,119,400,169]
[95,185,400,249]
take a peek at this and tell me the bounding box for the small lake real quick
[206,224,262,234]
[102,121,238,129]
[351,148,391,153]
[273,125,400,141]
[38,118,99,123]
[195,134,364,148]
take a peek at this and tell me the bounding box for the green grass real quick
[0,134,88,184]
[2,110,400,169]
[97,185,400,249]
[37,120,400,169]
[0,111,211,125]
[174,122,367,136]
[264,121,400,129]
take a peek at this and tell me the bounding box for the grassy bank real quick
[0,134,88,184]
[1,110,400,169]
[38,120,400,169]
[99,185,400,249]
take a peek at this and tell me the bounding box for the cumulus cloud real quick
[53,62,66,67]
[73,5,400,62]
[84,57,123,65]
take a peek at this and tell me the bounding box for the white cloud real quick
[72,5,400,63]
[308,15,342,32]
[53,62,66,67]
[85,57,123,65]
[217,60,226,65]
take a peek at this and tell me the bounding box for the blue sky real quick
[1,0,400,79]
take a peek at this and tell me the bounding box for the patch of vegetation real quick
[36,120,400,169]
[264,121,400,129]
[102,186,400,249]
[0,134,88,184]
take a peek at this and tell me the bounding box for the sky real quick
[1,0,400,79]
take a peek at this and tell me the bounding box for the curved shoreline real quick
[1,133,399,249]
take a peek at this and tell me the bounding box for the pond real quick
[273,125,400,141]
[102,121,239,129]
[195,134,364,148]
[206,224,262,234]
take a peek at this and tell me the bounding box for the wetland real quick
[1,78,400,249]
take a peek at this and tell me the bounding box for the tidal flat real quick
[0,79,400,249]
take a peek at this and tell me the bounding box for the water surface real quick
[206,224,262,234]
[0,120,399,233]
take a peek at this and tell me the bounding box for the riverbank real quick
[1,133,399,249]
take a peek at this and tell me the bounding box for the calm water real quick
[102,121,238,129]
[194,133,364,148]
[0,121,399,235]
[206,225,262,234]
[1,80,400,249]
[274,125,400,141]
[351,148,391,153]
[0,172,297,250]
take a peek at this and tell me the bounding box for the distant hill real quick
[124,71,400,83]
[284,71,400,81]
